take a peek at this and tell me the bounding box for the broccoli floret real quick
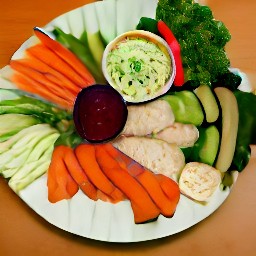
[156,0,231,86]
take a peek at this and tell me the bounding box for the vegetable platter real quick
[0,0,255,243]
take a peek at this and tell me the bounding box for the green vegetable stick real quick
[0,95,72,126]
[11,125,56,150]
[4,149,32,170]
[25,133,59,162]
[0,114,40,137]
[8,147,53,182]
[53,27,105,83]
[1,128,56,171]
[9,160,51,193]
[0,126,38,154]
[1,166,19,179]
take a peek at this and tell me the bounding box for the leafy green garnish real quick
[156,0,231,86]
[231,90,256,171]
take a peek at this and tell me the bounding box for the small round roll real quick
[179,162,222,202]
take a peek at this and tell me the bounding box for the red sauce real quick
[73,85,128,143]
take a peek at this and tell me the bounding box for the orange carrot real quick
[75,144,125,203]
[44,73,78,95]
[12,72,73,109]
[26,44,92,88]
[63,146,98,201]
[105,144,180,217]
[13,57,80,94]
[33,29,95,85]
[47,146,79,203]
[134,171,178,218]
[10,60,77,103]
[95,145,160,224]
[155,174,180,207]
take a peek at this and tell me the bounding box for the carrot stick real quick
[155,174,180,206]
[12,72,73,109]
[26,44,91,88]
[10,60,77,102]
[95,145,160,224]
[47,146,79,203]
[105,144,180,217]
[13,58,80,94]
[63,146,98,201]
[75,144,125,203]
[44,72,78,95]
[134,170,178,217]
[33,28,95,85]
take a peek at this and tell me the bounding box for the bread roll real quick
[179,162,222,202]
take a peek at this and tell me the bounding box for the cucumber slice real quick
[194,85,219,123]
[0,114,39,138]
[198,125,220,165]
[163,91,204,126]
[189,125,220,166]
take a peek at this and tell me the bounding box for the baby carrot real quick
[33,28,95,85]
[155,174,180,207]
[10,60,76,103]
[95,145,160,224]
[26,44,89,88]
[75,144,125,203]
[135,170,178,218]
[63,146,98,201]
[47,145,79,203]
[105,144,180,217]
[13,57,80,94]
[12,72,73,109]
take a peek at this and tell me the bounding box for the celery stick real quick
[9,160,51,193]
[0,152,15,171]
[4,149,32,170]
[0,114,40,138]
[7,136,55,180]
[25,133,59,162]
[0,124,56,171]
[0,124,53,153]
[9,157,45,182]
[11,124,56,150]
[2,167,19,178]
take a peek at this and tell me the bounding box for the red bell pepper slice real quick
[157,20,185,86]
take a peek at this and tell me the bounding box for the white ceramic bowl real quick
[102,30,176,103]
